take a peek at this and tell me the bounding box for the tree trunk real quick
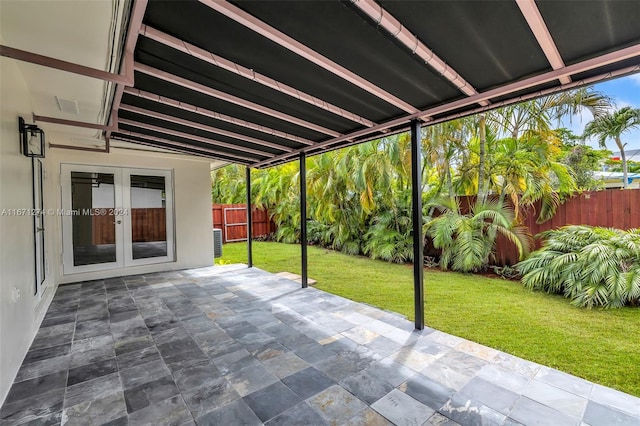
[446,164,455,202]
[477,114,487,203]
[617,136,629,189]
[498,180,508,205]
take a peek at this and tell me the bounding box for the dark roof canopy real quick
[109,0,640,167]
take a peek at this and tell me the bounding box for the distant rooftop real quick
[611,149,640,159]
[593,171,640,186]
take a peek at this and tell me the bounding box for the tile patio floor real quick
[2,265,639,426]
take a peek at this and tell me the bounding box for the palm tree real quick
[252,162,300,243]
[583,107,640,189]
[306,148,365,253]
[486,134,575,222]
[422,119,469,202]
[425,198,532,272]
[477,113,488,203]
[211,164,247,204]
[546,87,611,121]
[466,88,608,219]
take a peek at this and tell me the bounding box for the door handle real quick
[113,220,122,225]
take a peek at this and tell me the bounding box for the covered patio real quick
[2,0,640,422]
[2,266,639,425]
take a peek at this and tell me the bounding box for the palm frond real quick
[517,225,640,308]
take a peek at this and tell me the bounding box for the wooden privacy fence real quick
[92,209,115,245]
[212,204,275,243]
[131,208,166,242]
[450,189,640,266]
[92,208,166,244]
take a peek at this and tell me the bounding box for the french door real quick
[61,164,174,274]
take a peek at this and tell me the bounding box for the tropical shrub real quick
[211,88,609,266]
[425,199,532,273]
[516,226,640,308]
[362,203,413,263]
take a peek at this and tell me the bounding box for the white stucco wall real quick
[0,59,214,405]
[0,56,56,405]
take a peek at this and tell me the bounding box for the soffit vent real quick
[55,96,80,114]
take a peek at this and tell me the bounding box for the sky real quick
[560,72,640,156]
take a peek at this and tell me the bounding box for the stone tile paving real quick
[2,264,639,425]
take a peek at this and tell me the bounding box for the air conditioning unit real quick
[213,228,223,258]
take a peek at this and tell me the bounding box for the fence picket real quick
[212,204,275,243]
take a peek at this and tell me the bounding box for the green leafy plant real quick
[211,88,610,267]
[425,198,532,272]
[362,203,413,263]
[517,225,640,308]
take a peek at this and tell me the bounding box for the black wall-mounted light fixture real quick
[19,116,45,158]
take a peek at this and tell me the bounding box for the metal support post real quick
[300,152,308,288]
[246,166,253,268]
[411,120,425,330]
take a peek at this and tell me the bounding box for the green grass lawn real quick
[219,241,640,397]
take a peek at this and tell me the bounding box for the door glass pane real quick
[130,175,167,259]
[71,172,116,266]
[34,159,45,293]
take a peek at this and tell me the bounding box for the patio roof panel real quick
[132,71,329,141]
[113,0,639,165]
[485,80,559,105]
[142,0,406,123]
[139,25,377,128]
[379,0,553,92]
[117,122,269,162]
[135,37,365,135]
[537,0,640,65]
[120,93,305,151]
[227,0,464,110]
[2,0,639,163]
[112,131,253,163]
[118,109,286,156]
[565,56,640,83]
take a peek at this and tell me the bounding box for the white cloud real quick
[559,108,595,136]
[613,99,634,110]
[629,73,640,87]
